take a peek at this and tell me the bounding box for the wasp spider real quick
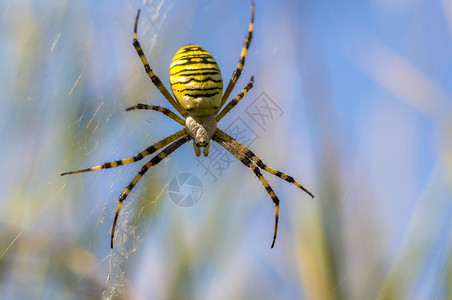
[62,0,313,249]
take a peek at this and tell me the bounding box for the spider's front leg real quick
[213,132,280,248]
[125,104,185,125]
[219,0,255,110]
[133,9,187,117]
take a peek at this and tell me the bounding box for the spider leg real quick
[111,134,191,248]
[215,130,314,198]
[213,132,279,248]
[216,76,254,122]
[61,129,187,176]
[218,0,254,111]
[250,164,279,248]
[126,104,185,125]
[133,10,187,117]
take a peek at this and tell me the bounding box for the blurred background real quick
[1,0,452,299]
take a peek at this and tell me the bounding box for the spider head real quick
[185,115,217,157]
[169,45,223,116]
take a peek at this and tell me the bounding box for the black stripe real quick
[171,55,215,61]
[185,92,220,98]
[171,68,220,75]
[133,41,142,51]
[179,46,206,53]
[146,145,156,153]
[264,185,273,194]
[170,62,218,71]
[119,185,133,202]
[244,32,252,47]
[175,87,222,93]
[240,157,251,165]
[244,149,255,159]
[173,77,222,84]
[171,59,218,69]
[176,54,212,59]
[172,71,221,78]
[252,157,263,167]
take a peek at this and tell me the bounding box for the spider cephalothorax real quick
[62,0,313,249]
[184,114,217,157]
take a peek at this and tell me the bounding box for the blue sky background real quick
[1,0,452,299]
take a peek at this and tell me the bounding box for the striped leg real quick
[215,76,254,122]
[133,10,187,117]
[126,104,185,125]
[250,165,279,248]
[213,132,279,248]
[215,130,314,198]
[61,129,186,176]
[219,0,255,111]
[111,134,191,248]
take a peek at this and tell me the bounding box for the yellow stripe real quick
[240,48,248,60]
[116,201,123,213]
[131,174,142,185]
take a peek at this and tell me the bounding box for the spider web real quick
[101,1,172,299]
[102,181,169,300]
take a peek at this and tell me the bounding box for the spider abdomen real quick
[169,45,223,116]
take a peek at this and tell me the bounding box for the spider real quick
[62,0,313,249]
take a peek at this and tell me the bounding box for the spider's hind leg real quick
[249,163,280,248]
[213,132,280,248]
[215,130,314,198]
[249,155,314,198]
[110,134,191,248]
[213,129,314,247]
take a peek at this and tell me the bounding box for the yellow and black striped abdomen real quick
[169,45,223,116]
